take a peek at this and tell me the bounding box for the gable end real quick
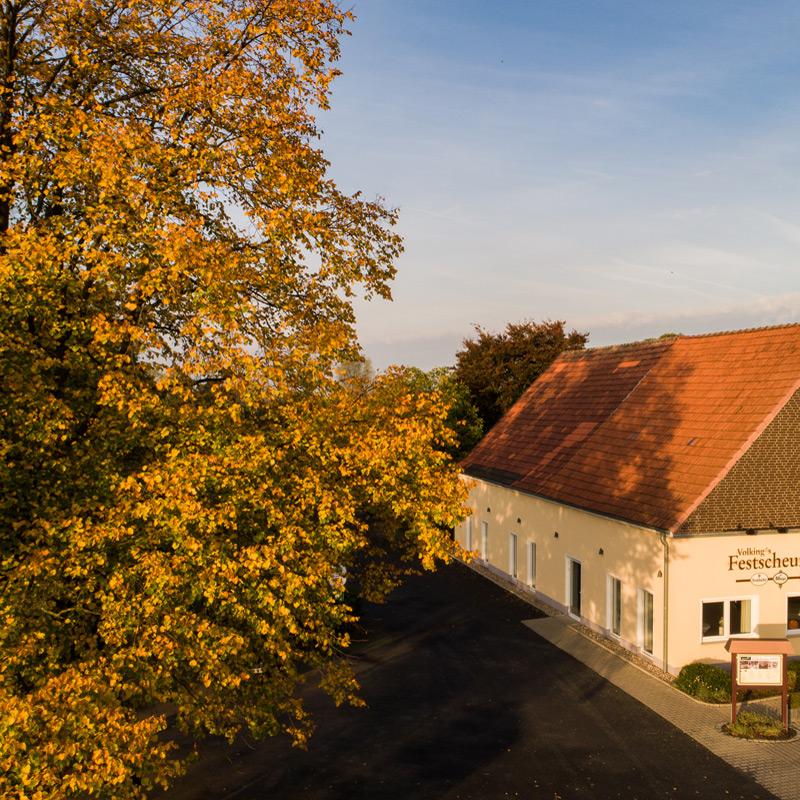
[679,390,800,533]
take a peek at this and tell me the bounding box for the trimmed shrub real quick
[675,662,731,703]
[725,710,791,740]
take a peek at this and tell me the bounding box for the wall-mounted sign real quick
[736,654,783,686]
[729,547,800,587]
[728,547,800,571]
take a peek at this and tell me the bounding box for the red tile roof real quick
[461,324,800,532]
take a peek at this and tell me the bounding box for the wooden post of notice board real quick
[726,638,794,730]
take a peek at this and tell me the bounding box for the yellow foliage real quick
[0,0,466,797]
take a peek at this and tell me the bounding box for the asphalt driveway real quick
[163,562,776,800]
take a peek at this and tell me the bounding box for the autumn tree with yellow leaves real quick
[0,1,466,796]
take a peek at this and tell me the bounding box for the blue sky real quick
[320,1,800,369]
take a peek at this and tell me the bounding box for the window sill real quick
[701,632,757,644]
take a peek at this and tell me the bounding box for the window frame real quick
[465,517,472,551]
[786,594,800,637]
[508,532,518,579]
[480,521,488,560]
[607,574,622,638]
[639,588,654,655]
[699,595,758,643]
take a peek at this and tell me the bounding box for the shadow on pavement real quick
[161,563,776,800]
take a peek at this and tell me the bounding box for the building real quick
[457,324,800,674]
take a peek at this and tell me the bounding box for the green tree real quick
[434,369,484,460]
[0,1,466,796]
[454,320,588,430]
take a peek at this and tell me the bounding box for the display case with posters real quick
[725,638,794,729]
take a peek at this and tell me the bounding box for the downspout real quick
[660,532,670,674]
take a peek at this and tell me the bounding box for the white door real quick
[608,576,621,636]
[528,542,537,588]
[639,589,654,654]
[568,558,582,617]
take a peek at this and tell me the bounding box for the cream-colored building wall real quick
[461,477,667,668]
[668,532,800,668]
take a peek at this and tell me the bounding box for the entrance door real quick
[608,576,622,636]
[568,558,582,617]
[528,542,537,588]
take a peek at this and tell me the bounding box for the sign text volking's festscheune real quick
[728,547,800,571]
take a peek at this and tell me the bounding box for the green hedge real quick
[675,662,731,703]
[788,660,800,691]
[677,661,800,704]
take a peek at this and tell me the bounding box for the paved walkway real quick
[524,615,800,800]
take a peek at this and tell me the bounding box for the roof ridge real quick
[678,321,800,340]
[571,321,800,356]
[560,337,675,356]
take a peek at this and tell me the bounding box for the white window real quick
[509,532,518,578]
[480,521,488,560]
[465,517,473,551]
[639,589,654,654]
[607,575,622,637]
[788,595,800,635]
[700,597,755,642]
[528,541,537,588]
